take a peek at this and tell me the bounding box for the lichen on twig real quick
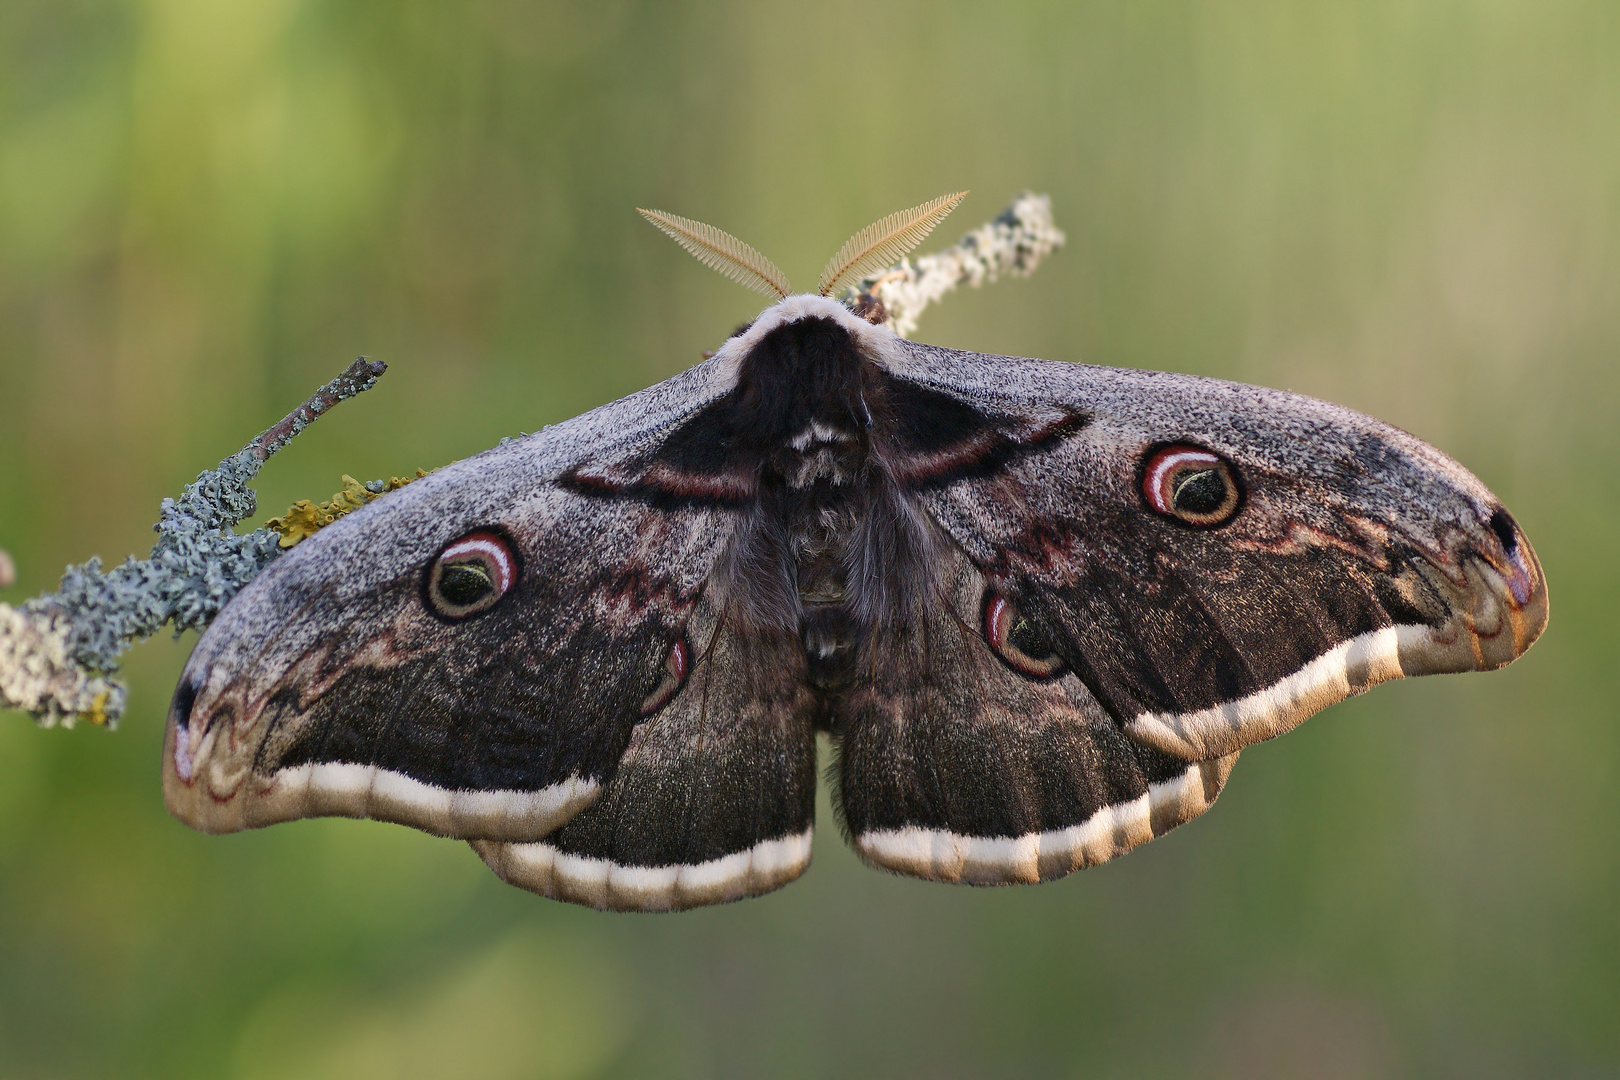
[849,191,1065,338]
[266,471,427,548]
[0,357,387,728]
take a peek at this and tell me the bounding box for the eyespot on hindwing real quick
[983,590,1066,679]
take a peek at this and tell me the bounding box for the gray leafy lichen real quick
[52,452,284,666]
[0,457,283,728]
[0,357,388,728]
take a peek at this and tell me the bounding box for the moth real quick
[164,193,1548,911]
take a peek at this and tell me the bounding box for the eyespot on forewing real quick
[425,529,519,619]
[1141,444,1243,527]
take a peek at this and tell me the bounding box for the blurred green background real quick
[1,2,1616,1077]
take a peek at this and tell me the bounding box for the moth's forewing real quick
[888,341,1549,761]
[164,360,742,842]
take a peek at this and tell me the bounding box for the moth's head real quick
[697,293,908,382]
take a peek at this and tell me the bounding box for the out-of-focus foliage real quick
[1,2,1616,1077]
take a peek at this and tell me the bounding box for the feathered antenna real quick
[816,192,968,299]
[637,209,793,300]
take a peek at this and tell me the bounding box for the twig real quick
[848,191,1065,338]
[247,358,387,464]
[0,358,386,728]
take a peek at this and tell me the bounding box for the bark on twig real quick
[247,358,388,464]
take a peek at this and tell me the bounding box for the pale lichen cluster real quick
[1,196,1063,729]
[0,602,122,726]
[852,191,1066,339]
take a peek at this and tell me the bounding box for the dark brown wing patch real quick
[876,376,1087,489]
[475,593,819,911]
[830,548,1237,884]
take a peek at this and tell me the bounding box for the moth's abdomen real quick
[784,488,863,692]
[801,601,859,691]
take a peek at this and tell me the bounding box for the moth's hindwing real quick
[474,590,819,911]
[832,546,1240,884]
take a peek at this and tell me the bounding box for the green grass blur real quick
[2,2,1616,1077]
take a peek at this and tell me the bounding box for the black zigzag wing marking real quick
[164,357,748,842]
[475,594,819,911]
[881,340,1548,761]
[561,315,878,508]
[872,374,1087,489]
[560,317,1087,509]
[831,548,1238,885]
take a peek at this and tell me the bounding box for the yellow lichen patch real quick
[267,470,429,548]
[83,690,111,727]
